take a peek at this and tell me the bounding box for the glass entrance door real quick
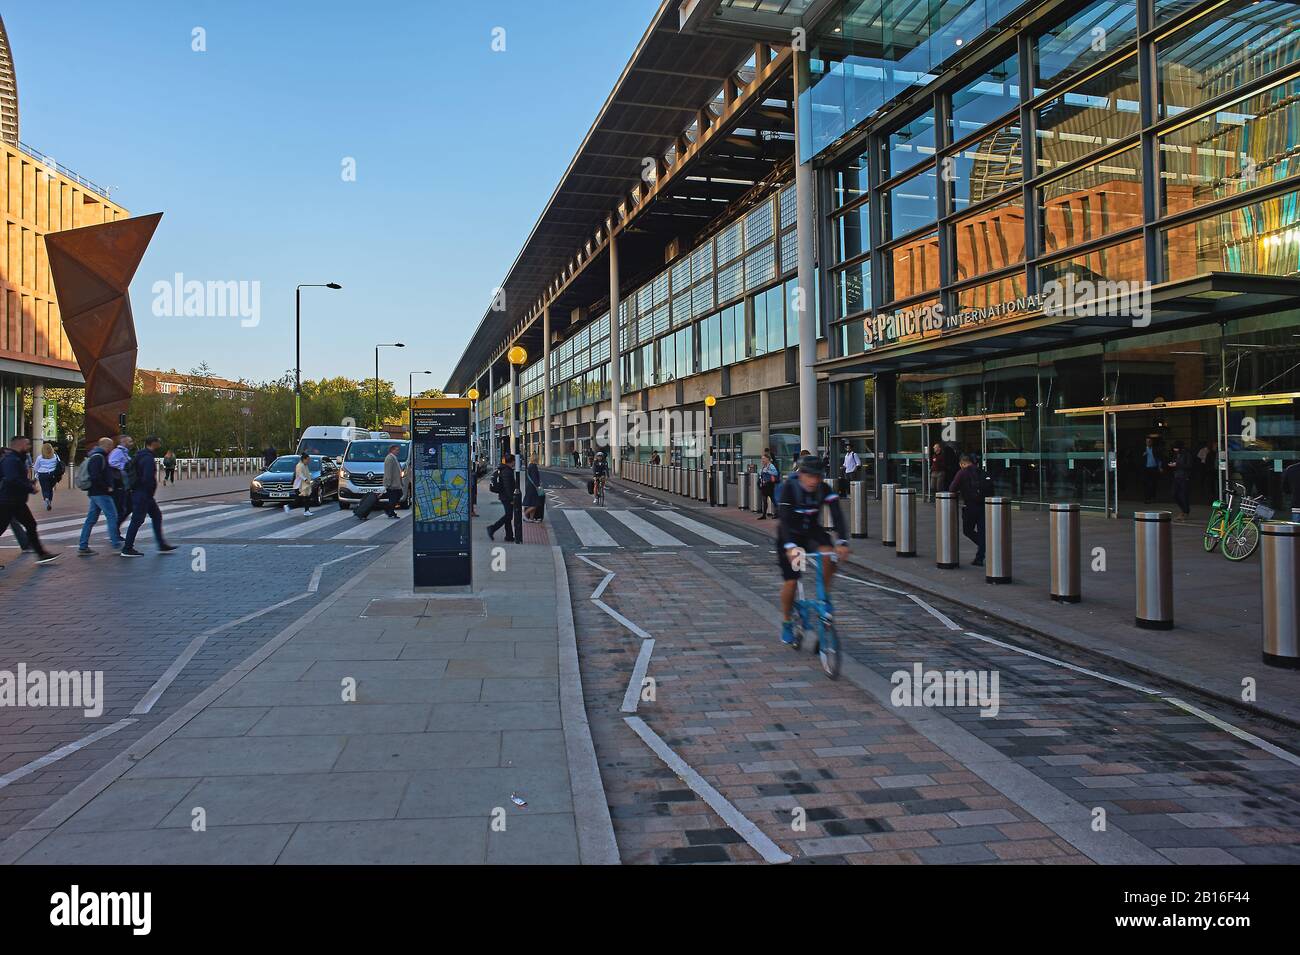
[1100,400,1223,518]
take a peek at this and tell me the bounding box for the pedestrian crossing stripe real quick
[554,506,754,549]
[606,510,685,547]
[651,509,752,547]
[558,509,620,548]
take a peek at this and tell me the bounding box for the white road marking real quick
[144,504,247,536]
[1163,697,1300,769]
[607,510,686,547]
[964,631,1157,695]
[0,719,137,789]
[41,503,227,541]
[264,506,356,539]
[653,509,752,546]
[592,598,653,640]
[560,509,619,547]
[35,503,195,533]
[591,572,615,601]
[195,509,298,539]
[621,639,655,714]
[308,546,378,592]
[575,554,613,574]
[839,574,912,596]
[623,715,791,864]
[908,593,962,631]
[330,512,408,540]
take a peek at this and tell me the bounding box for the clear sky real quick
[9,0,660,391]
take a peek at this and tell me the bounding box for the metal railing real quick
[18,141,115,200]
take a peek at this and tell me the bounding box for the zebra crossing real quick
[552,505,756,550]
[36,499,409,547]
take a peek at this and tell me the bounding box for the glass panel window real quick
[832,258,872,319]
[717,221,743,265]
[837,317,866,357]
[1157,1,1300,119]
[1035,0,1138,91]
[722,303,737,365]
[951,54,1021,142]
[745,245,777,291]
[1039,146,1143,254]
[699,312,722,371]
[1039,234,1147,287]
[953,195,1026,281]
[883,110,938,179]
[744,199,774,249]
[764,285,785,354]
[1164,188,1300,281]
[954,273,1031,334]
[1035,55,1141,175]
[949,121,1023,214]
[885,231,940,302]
[833,200,871,264]
[884,166,939,240]
[675,326,694,379]
[658,334,676,383]
[754,289,769,359]
[718,260,744,304]
[1160,77,1300,216]
[833,150,869,209]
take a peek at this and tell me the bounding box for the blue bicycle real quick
[789,551,841,679]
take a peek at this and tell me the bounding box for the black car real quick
[250,455,339,507]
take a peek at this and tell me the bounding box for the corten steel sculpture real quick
[45,213,162,443]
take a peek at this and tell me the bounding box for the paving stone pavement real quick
[555,475,1300,865]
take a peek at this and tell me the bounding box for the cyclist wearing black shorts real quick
[591,451,609,503]
[776,455,849,646]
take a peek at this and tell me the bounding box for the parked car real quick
[250,455,340,507]
[296,425,369,463]
[338,440,412,509]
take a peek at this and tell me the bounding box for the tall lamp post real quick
[409,370,433,437]
[294,282,341,446]
[705,394,717,503]
[374,342,405,431]
[466,387,480,460]
[507,345,527,458]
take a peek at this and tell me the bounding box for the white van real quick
[296,425,369,463]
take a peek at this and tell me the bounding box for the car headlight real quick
[340,468,350,481]
[252,480,262,489]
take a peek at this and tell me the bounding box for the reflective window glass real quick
[1035,0,1138,90]
[1034,55,1141,176]
[1039,146,1143,254]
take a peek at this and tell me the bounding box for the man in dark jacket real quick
[0,435,59,565]
[263,445,278,469]
[78,437,125,555]
[486,453,517,543]
[121,436,177,557]
[949,453,985,566]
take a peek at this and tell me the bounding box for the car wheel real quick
[251,500,263,507]
[338,500,350,510]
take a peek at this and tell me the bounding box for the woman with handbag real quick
[757,453,778,519]
[285,452,315,516]
[523,461,545,522]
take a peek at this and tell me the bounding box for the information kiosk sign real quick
[410,397,472,587]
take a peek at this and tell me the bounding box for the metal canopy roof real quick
[446,1,787,394]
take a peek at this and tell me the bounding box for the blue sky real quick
[10,0,660,390]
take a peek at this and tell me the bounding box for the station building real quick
[0,15,129,446]
[446,0,1300,517]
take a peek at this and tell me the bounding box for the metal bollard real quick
[1292,508,1300,523]
[687,468,696,499]
[935,492,959,568]
[850,480,869,538]
[1049,503,1082,603]
[895,487,917,557]
[698,470,708,502]
[1133,511,1173,629]
[880,483,898,547]
[985,497,1013,584]
[1261,522,1300,668]
[738,473,749,510]
[715,470,727,507]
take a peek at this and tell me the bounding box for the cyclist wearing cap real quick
[592,450,609,503]
[776,454,849,646]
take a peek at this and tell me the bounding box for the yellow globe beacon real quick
[467,387,480,401]
[508,345,528,365]
[704,395,717,408]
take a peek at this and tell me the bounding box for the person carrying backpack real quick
[109,435,134,535]
[949,453,987,566]
[76,437,125,555]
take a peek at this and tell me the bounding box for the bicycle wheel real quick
[1202,510,1222,552]
[1223,518,1259,561]
[817,613,840,679]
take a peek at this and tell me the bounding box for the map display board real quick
[410,398,472,587]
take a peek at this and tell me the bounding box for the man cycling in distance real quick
[776,454,850,647]
[592,450,609,503]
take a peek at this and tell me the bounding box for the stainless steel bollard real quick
[895,487,917,557]
[880,483,898,547]
[686,468,695,499]
[698,470,708,501]
[748,472,759,512]
[1261,522,1300,668]
[985,497,1012,584]
[850,480,869,539]
[1049,503,1082,603]
[738,474,749,510]
[935,492,959,569]
[1134,511,1173,629]
[715,470,727,507]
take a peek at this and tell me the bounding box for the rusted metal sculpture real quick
[45,213,162,443]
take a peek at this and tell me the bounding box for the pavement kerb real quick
[0,533,407,865]
[552,544,621,865]
[573,468,1300,733]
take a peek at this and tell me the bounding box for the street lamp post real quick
[705,394,716,496]
[374,342,405,431]
[467,387,481,460]
[294,282,341,446]
[507,345,527,459]
[409,370,433,436]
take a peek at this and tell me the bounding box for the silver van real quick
[337,440,411,509]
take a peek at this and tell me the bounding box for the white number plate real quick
[269,491,290,499]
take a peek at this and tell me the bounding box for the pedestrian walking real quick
[757,452,778,519]
[486,453,518,542]
[0,435,59,565]
[77,437,124,555]
[470,455,480,517]
[949,453,986,566]
[121,436,177,557]
[522,460,544,522]
[34,442,60,510]
[263,445,278,469]
[840,442,861,495]
[382,444,403,519]
[1140,436,1161,504]
[1168,440,1193,521]
[163,449,177,485]
[284,452,315,516]
[109,435,134,534]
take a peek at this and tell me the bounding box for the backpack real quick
[978,470,996,498]
[119,452,134,490]
[75,453,97,491]
[489,467,501,495]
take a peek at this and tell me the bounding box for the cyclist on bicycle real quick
[592,451,609,503]
[776,454,849,646]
